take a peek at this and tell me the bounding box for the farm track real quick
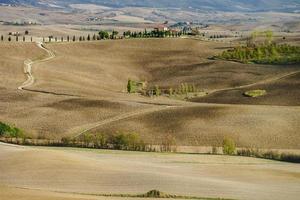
[206,69,300,96]
[74,105,178,138]
[17,42,79,97]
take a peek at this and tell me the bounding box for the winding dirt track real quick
[18,42,55,90]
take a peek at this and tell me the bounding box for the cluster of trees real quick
[246,30,274,47]
[216,30,299,64]
[123,29,184,39]
[127,80,199,98]
[73,132,177,152]
[74,132,147,151]
[0,131,177,153]
[127,79,147,94]
[0,122,24,138]
[218,44,300,64]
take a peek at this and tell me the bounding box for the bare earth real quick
[0,39,299,149]
[0,142,300,200]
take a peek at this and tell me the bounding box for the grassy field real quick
[1,142,300,200]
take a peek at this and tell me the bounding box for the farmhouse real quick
[154,25,169,32]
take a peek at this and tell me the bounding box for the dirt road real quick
[18,42,55,90]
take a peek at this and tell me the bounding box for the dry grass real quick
[1,143,300,200]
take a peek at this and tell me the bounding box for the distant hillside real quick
[1,0,299,12]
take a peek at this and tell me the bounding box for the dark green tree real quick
[99,30,109,39]
[127,79,136,93]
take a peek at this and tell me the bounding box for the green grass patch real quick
[243,90,267,97]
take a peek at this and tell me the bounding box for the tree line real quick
[2,121,299,163]
[0,29,187,43]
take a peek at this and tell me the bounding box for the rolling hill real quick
[1,0,299,12]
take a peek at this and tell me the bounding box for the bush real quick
[244,89,267,97]
[222,138,236,155]
[0,122,24,138]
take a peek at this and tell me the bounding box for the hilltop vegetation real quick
[218,44,300,64]
[217,31,300,64]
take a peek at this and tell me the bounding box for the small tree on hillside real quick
[222,138,236,155]
[112,30,118,39]
[99,30,109,40]
[154,85,161,96]
[127,79,136,93]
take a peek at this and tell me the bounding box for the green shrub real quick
[127,79,137,93]
[154,85,161,96]
[244,89,267,97]
[0,122,11,136]
[222,138,236,155]
[0,122,24,138]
